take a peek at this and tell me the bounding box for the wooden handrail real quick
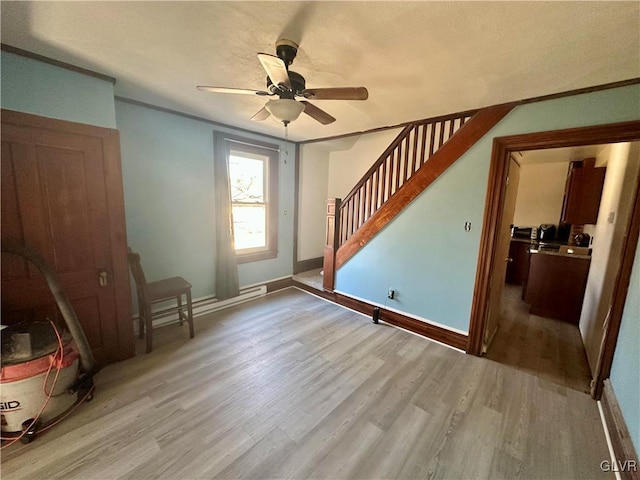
[337,109,478,248]
[335,103,517,268]
[341,125,413,206]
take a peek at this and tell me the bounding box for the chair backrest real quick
[127,249,148,296]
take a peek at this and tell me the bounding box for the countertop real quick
[511,237,591,259]
[511,237,567,246]
[530,249,591,260]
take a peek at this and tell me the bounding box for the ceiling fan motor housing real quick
[275,39,298,66]
[267,71,306,97]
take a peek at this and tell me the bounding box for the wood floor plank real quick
[0,287,613,479]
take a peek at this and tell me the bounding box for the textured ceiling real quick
[1,1,639,142]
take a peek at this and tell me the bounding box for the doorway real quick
[468,120,640,399]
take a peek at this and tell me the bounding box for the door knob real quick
[98,269,110,287]
[505,257,513,263]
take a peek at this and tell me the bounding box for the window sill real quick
[236,249,278,264]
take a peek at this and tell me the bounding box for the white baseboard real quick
[133,285,267,331]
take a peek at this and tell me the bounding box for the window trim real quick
[223,135,279,264]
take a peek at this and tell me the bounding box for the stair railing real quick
[338,110,477,246]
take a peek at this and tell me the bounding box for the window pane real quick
[229,155,264,202]
[232,204,266,250]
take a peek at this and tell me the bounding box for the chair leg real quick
[138,313,145,339]
[186,289,194,339]
[138,295,145,339]
[145,301,153,353]
[177,295,184,325]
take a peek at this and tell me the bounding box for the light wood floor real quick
[1,288,611,479]
[292,268,323,291]
[486,284,593,394]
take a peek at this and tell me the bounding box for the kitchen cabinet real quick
[506,240,530,285]
[523,252,591,324]
[561,158,606,225]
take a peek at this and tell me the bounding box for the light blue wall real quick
[0,51,116,128]
[115,100,295,301]
[336,84,640,333]
[610,241,640,455]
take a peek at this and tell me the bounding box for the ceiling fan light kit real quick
[198,38,369,128]
[264,99,305,126]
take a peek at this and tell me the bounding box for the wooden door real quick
[1,110,133,365]
[483,157,521,351]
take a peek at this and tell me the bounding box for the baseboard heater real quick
[133,285,267,331]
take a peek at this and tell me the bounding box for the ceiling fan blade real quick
[251,107,271,121]
[300,101,336,125]
[301,87,369,100]
[197,86,271,96]
[257,53,291,90]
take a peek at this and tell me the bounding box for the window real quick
[226,139,279,263]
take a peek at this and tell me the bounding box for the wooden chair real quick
[127,249,194,353]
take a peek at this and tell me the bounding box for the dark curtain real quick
[213,134,240,300]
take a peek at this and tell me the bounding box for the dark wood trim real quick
[323,198,341,291]
[115,96,289,144]
[468,120,640,373]
[293,281,467,351]
[103,129,135,360]
[300,123,415,146]
[300,79,639,145]
[335,103,516,269]
[300,109,480,146]
[2,44,117,84]
[294,257,323,274]
[266,276,293,293]
[293,144,300,274]
[1,109,117,137]
[517,78,640,107]
[601,380,640,480]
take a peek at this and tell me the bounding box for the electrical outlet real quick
[464,221,472,232]
[388,288,395,300]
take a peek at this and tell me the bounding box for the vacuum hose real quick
[1,242,96,372]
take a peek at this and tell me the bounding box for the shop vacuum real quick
[1,243,97,445]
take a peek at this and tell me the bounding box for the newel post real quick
[323,198,341,292]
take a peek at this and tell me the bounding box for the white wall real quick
[512,162,568,227]
[327,129,403,199]
[295,128,402,262]
[579,142,640,371]
[297,146,330,261]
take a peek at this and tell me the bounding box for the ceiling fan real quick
[197,39,368,126]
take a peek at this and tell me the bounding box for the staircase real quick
[323,103,516,291]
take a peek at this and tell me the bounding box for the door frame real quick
[467,119,640,399]
[482,155,521,352]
